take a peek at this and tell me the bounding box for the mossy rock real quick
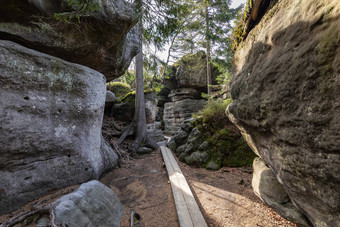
[205,160,221,170]
[185,151,208,165]
[107,82,132,99]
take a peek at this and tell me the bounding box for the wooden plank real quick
[161,147,193,227]
[161,146,208,227]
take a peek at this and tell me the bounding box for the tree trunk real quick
[205,4,212,95]
[117,19,159,157]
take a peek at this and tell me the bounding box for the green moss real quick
[173,51,206,67]
[118,89,154,106]
[316,26,339,68]
[107,82,132,99]
[226,137,257,167]
[189,99,255,169]
[193,99,231,133]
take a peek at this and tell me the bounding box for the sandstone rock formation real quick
[0,0,140,81]
[111,92,159,123]
[0,40,118,214]
[168,116,255,170]
[252,158,309,226]
[54,180,123,227]
[162,52,222,134]
[227,0,340,226]
[163,99,206,134]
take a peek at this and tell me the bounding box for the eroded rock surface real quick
[252,158,309,226]
[0,0,140,80]
[54,180,123,227]
[161,52,223,135]
[227,0,340,225]
[163,99,206,134]
[0,41,117,214]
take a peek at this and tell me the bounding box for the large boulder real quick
[0,0,140,81]
[0,40,117,214]
[54,180,123,227]
[227,0,340,226]
[172,51,219,90]
[252,158,309,226]
[163,99,206,134]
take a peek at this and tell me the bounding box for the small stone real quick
[105,91,116,103]
[36,216,50,227]
[150,169,157,173]
[137,147,153,154]
[206,160,221,170]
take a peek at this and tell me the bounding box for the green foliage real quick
[107,82,132,99]
[172,0,240,60]
[231,2,247,52]
[119,89,154,106]
[53,0,100,23]
[118,71,136,90]
[212,59,232,84]
[192,98,255,168]
[194,99,231,132]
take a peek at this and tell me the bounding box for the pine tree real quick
[173,0,240,93]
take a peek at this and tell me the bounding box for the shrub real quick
[192,98,256,168]
[194,99,231,133]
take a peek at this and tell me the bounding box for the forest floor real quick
[0,140,296,227]
[101,146,297,227]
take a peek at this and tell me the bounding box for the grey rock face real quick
[145,93,158,124]
[167,140,177,151]
[227,0,340,225]
[170,130,189,146]
[179,118,195,133]
[185,151,208,165]
[163,99,206,134]
[173,51,218,89]
[252,158,309,226]
[54,180,123,227]
[106,91,116,103]
[179,128,205,162]
[0,41,117,214]
[169,88,202,101]
[147,121,165,142]
[100,136,119,173]
[0,0,140,80]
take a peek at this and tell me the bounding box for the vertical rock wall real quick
[227,0,340,226]
[0,0,139,214]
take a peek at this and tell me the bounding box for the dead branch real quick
[1,205,52,227]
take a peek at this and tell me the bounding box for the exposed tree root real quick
[117,121,159,159]
[0,205,56,227]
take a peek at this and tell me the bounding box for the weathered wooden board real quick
[160,146,207,227]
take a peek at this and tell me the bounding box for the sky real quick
[129,0,248,71]
[230,0,247,9]
[155,0,247,62]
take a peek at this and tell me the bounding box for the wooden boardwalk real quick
[160,146,208,227]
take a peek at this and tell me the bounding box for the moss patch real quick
[107,82,132,99]
[188,99,256,169]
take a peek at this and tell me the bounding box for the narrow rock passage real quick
[101,148,296,227]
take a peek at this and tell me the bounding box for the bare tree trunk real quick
[117,18,159,157]
[160,32,179,80]
[205,3,212,95]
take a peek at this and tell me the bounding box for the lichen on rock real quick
[227,0,340,225]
